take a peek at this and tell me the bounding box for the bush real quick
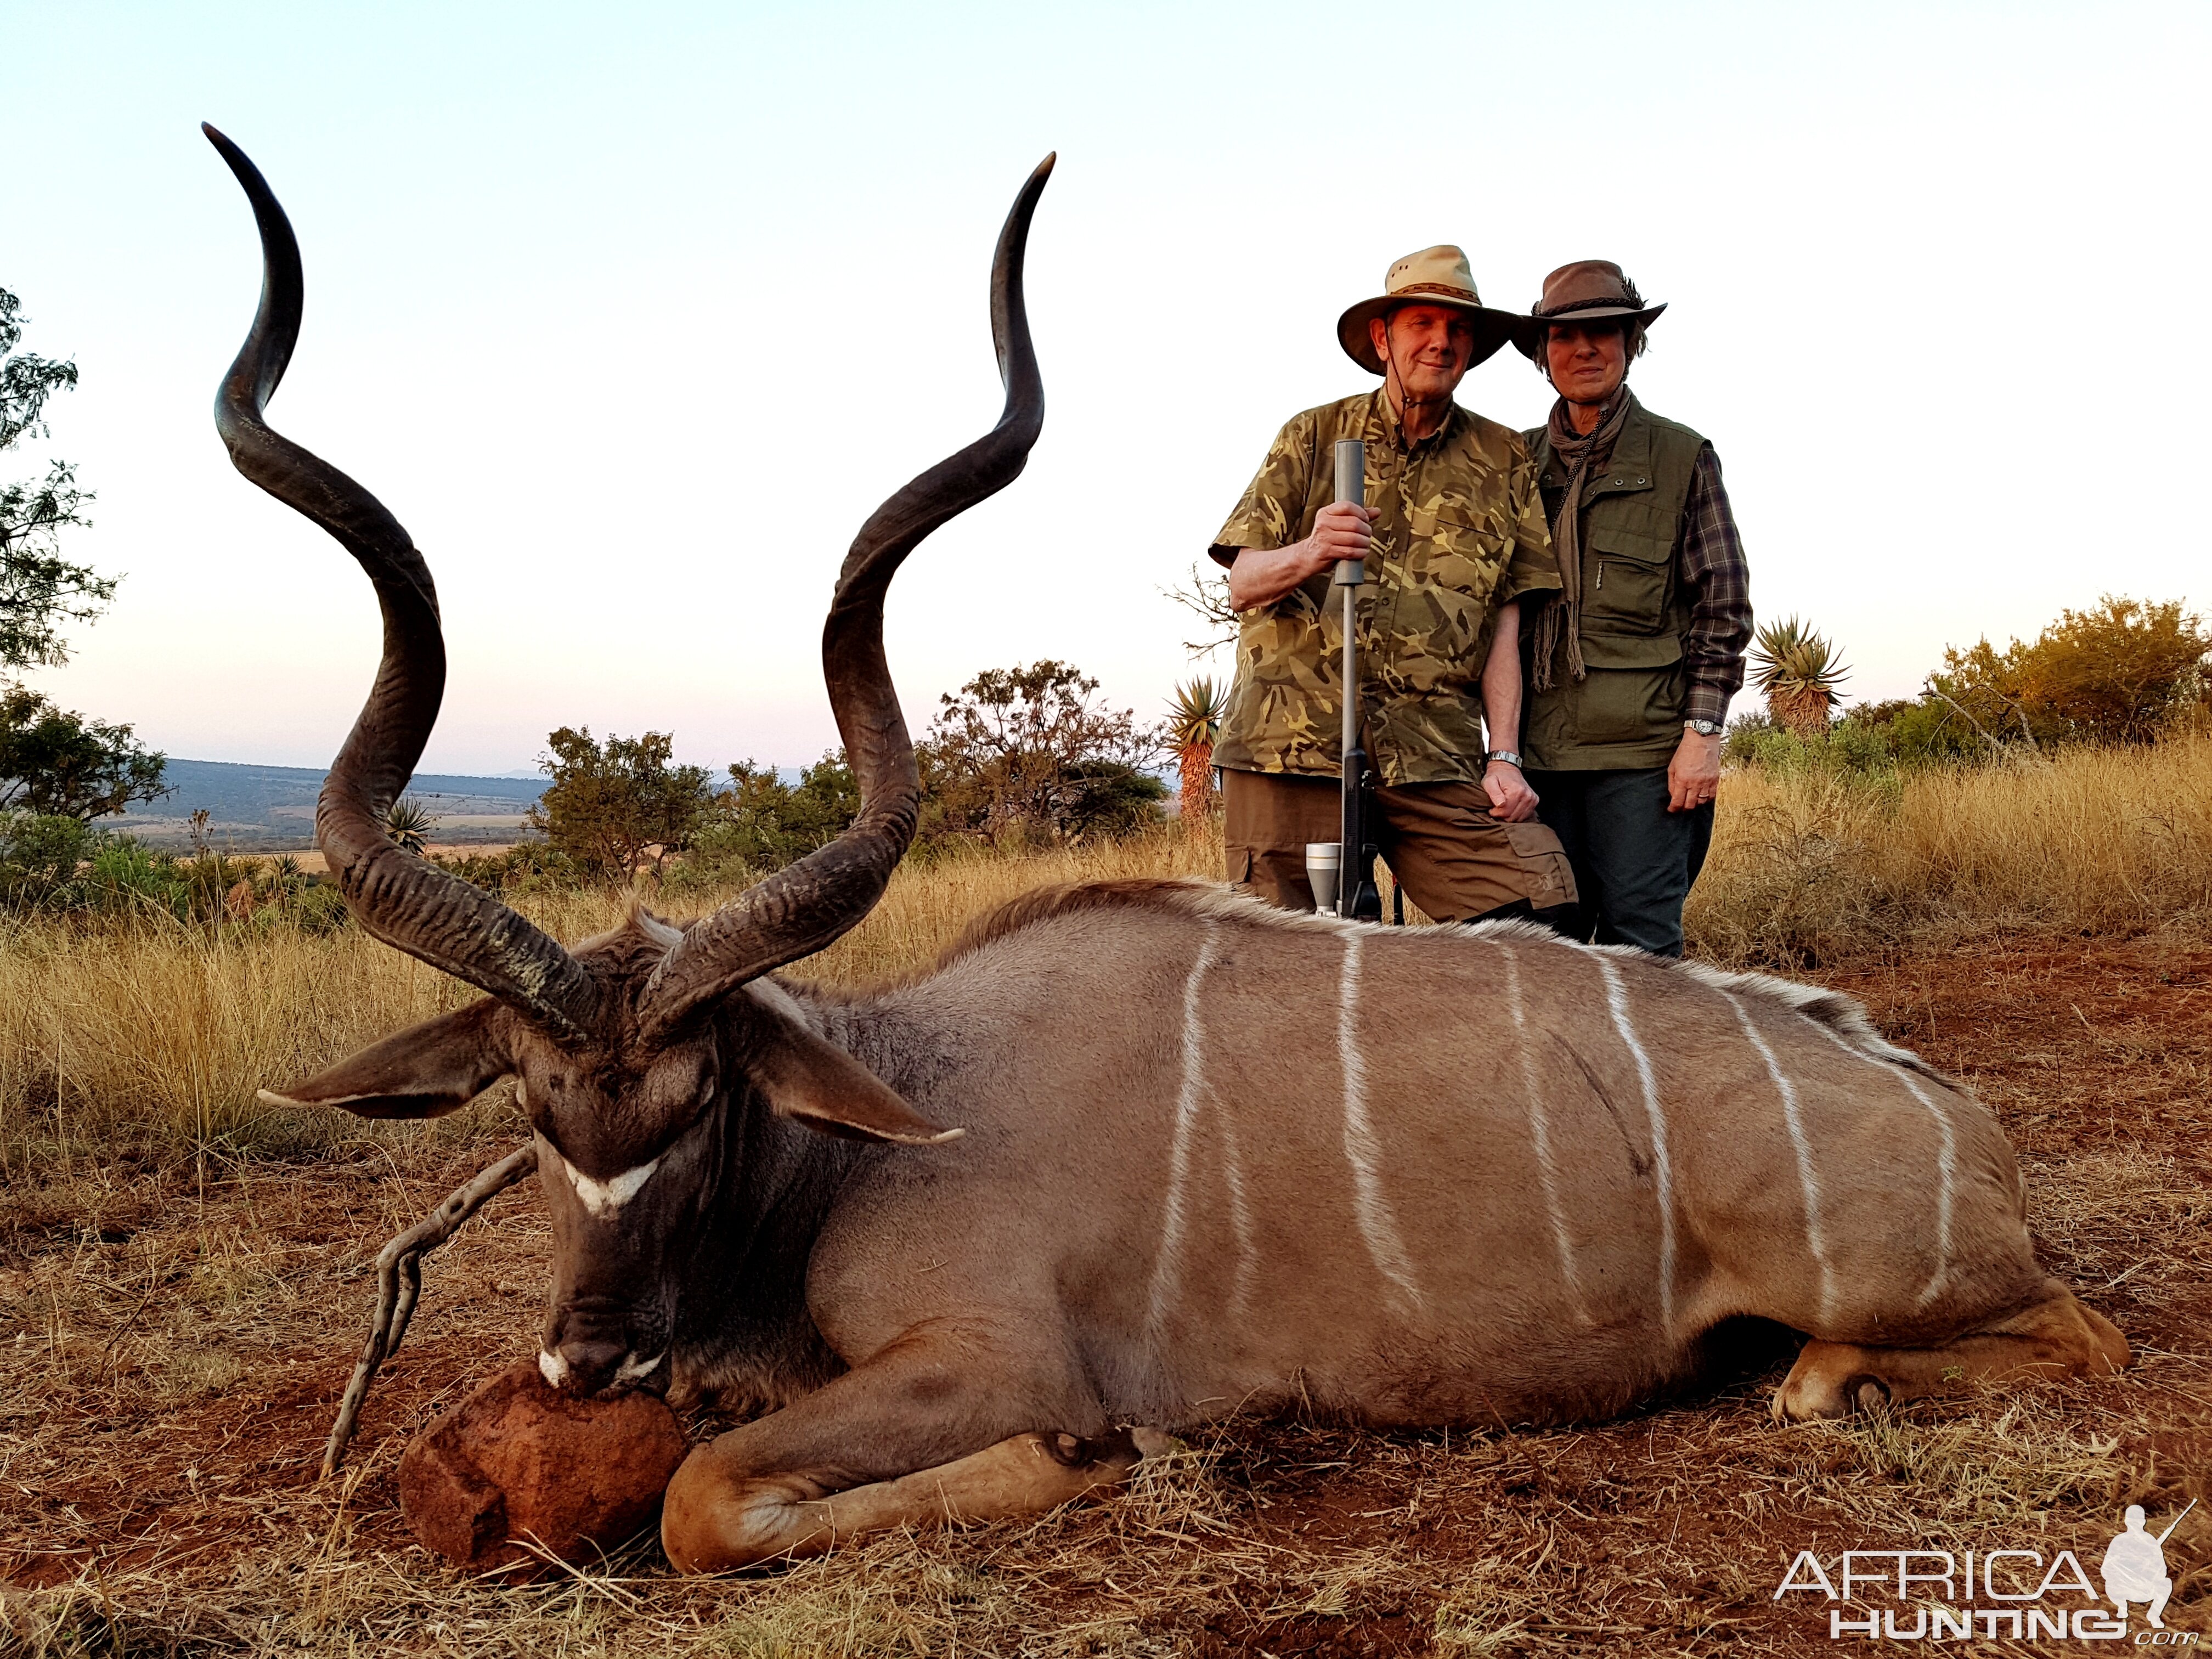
[529,727,712,883]
[676,752,861,889]
[0,813,360,930]
[1722,709,1900,781]
[433,840,580,895]
[0,681,167,819]
[918,661,1166,850]
[0,810,92,905]
[1728,595,2212,777]
[1927,595,2209,751]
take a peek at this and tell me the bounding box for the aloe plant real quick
[1165,677,1226,837]
[1750,617,1850,739]
[382,795,437,856]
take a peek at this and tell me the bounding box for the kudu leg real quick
[659,1342,1153,1572]
[1770,1277,2129,1421]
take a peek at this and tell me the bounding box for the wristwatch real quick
[1483,749,1524,768]
[1684,719,1724,737]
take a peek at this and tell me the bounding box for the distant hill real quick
[113,759,546,852]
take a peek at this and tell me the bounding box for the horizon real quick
[9,1,2208,774]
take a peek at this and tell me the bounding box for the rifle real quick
[1332,439,1382,921]
[2156,1498,2197,1545]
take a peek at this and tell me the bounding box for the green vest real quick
[1521,395,1707,770]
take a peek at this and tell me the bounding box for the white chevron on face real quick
[549,1144,662,1218]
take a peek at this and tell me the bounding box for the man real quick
[1207,246,1575,924]
[1514,261,1752,957]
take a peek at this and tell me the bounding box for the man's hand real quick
[1226,503,1375,611]
[1483,760,1539,823]
[1667,730,1723,812]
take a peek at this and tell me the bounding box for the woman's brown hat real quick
[1336,245,1524,375]
[1515,259,1667,360]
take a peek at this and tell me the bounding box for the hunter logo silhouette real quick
[2102,1499,2193,1629]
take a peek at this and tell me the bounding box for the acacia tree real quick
[528,727,713,882]
[1927,597,2209,751]
[920,661,1164,848]
[0,289,162,822]
[698,752,860,874]
[2,289,109,670]
[2015,596,2208,743]
[0,682,166,820]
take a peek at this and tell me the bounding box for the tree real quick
[695,751,860,876]
[1925,596,2208,752]
[1749,616,1850,738]
[2016,596,2209,744]
[1165,676,1224,839]
[919,661,1164,848]
[0,681,168,820]
[1166,561,1238,658]
[2,289,109,670]
[528,726,713,882]
[1924,635,2042,752]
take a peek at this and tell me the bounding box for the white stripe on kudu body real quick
[1798,1013,1957,1307]
[1214,1086,1259,1316]
[1338,934,1423,1307]
[1892,1069,1957,1307]
[1724,992,1838,1324]
[1595,955,1676,1335]
[1147,922,1220,1334]
[1500,945,1592,1323]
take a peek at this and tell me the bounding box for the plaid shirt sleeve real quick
[1679,444,1753,726]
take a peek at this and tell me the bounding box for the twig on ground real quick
[321,1143,538,1478]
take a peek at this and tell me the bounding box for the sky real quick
[7,1,2208,776]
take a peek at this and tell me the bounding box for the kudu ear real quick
[258,998,513,1120]
[743,1000,963,1147]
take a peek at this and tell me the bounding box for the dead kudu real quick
[203,127,2127,1573]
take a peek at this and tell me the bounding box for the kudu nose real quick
[551,1338,627,1395]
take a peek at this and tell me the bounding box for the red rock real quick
[398,1358,688,1576]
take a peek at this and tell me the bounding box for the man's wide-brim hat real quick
[1336,246,1524,376]
[1515,259,1667,360]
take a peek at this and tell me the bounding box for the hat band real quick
[1535,295,1643,319]
[1392,281,1481,304]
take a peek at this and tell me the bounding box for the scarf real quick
[1530,387,1633,692]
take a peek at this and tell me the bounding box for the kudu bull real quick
[204,126,2126,1573]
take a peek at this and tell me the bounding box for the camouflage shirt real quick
[1207,389,1561,785]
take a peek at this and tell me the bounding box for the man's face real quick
[1369,304,1478,402]
[1544,321,1629,406]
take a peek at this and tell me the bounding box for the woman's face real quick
[1544,322,1628,406]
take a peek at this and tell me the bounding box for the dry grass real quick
[4,757,2212,1653]
[1688,733,2212,967]
[0,834,1220,1163]
[7,740,2210,1161]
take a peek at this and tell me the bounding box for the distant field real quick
[113,759,546,851]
